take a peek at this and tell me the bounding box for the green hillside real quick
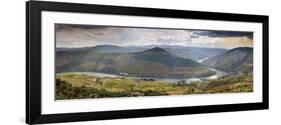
[56,47,215,78]
[56,73,253,99]
[203,47,253,73]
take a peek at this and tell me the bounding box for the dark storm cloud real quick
[55,24,108,31]
[193,30,253,39]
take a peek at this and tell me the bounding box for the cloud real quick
[193,30,253,39]
[55,24,253,49]
[188,36,253,49]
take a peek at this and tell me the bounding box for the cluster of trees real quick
[56,78,167,99]
[56,78,114,99]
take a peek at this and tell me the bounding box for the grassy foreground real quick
[56,73,253,100]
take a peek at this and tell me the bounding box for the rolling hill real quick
[56,47,216,78]
[134,47,202,67]
[202,47,253,73]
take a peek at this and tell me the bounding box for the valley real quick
[55,45,253,99]
[56,46,218,78]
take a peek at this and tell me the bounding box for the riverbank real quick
[57,67,228,84]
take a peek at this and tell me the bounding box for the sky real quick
[55,24,253,49]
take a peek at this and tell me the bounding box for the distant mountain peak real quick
[89,45,124,49]
[94,45,119,47]
[84,45,127,53]
[142,47,170,54]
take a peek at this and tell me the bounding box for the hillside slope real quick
[202,47,253,73]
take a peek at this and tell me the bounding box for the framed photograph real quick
[26,1,269,124]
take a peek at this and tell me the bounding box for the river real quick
[197,57,209,63]
[58,68,228,84]
[57,57,229,84]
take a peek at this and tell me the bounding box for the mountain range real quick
[56,46,216,78]
[56,45,253,78]
[57,45,228,61]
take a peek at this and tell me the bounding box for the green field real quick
[55,73,253,100]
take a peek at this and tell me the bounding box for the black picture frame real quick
[26,1,269,124]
